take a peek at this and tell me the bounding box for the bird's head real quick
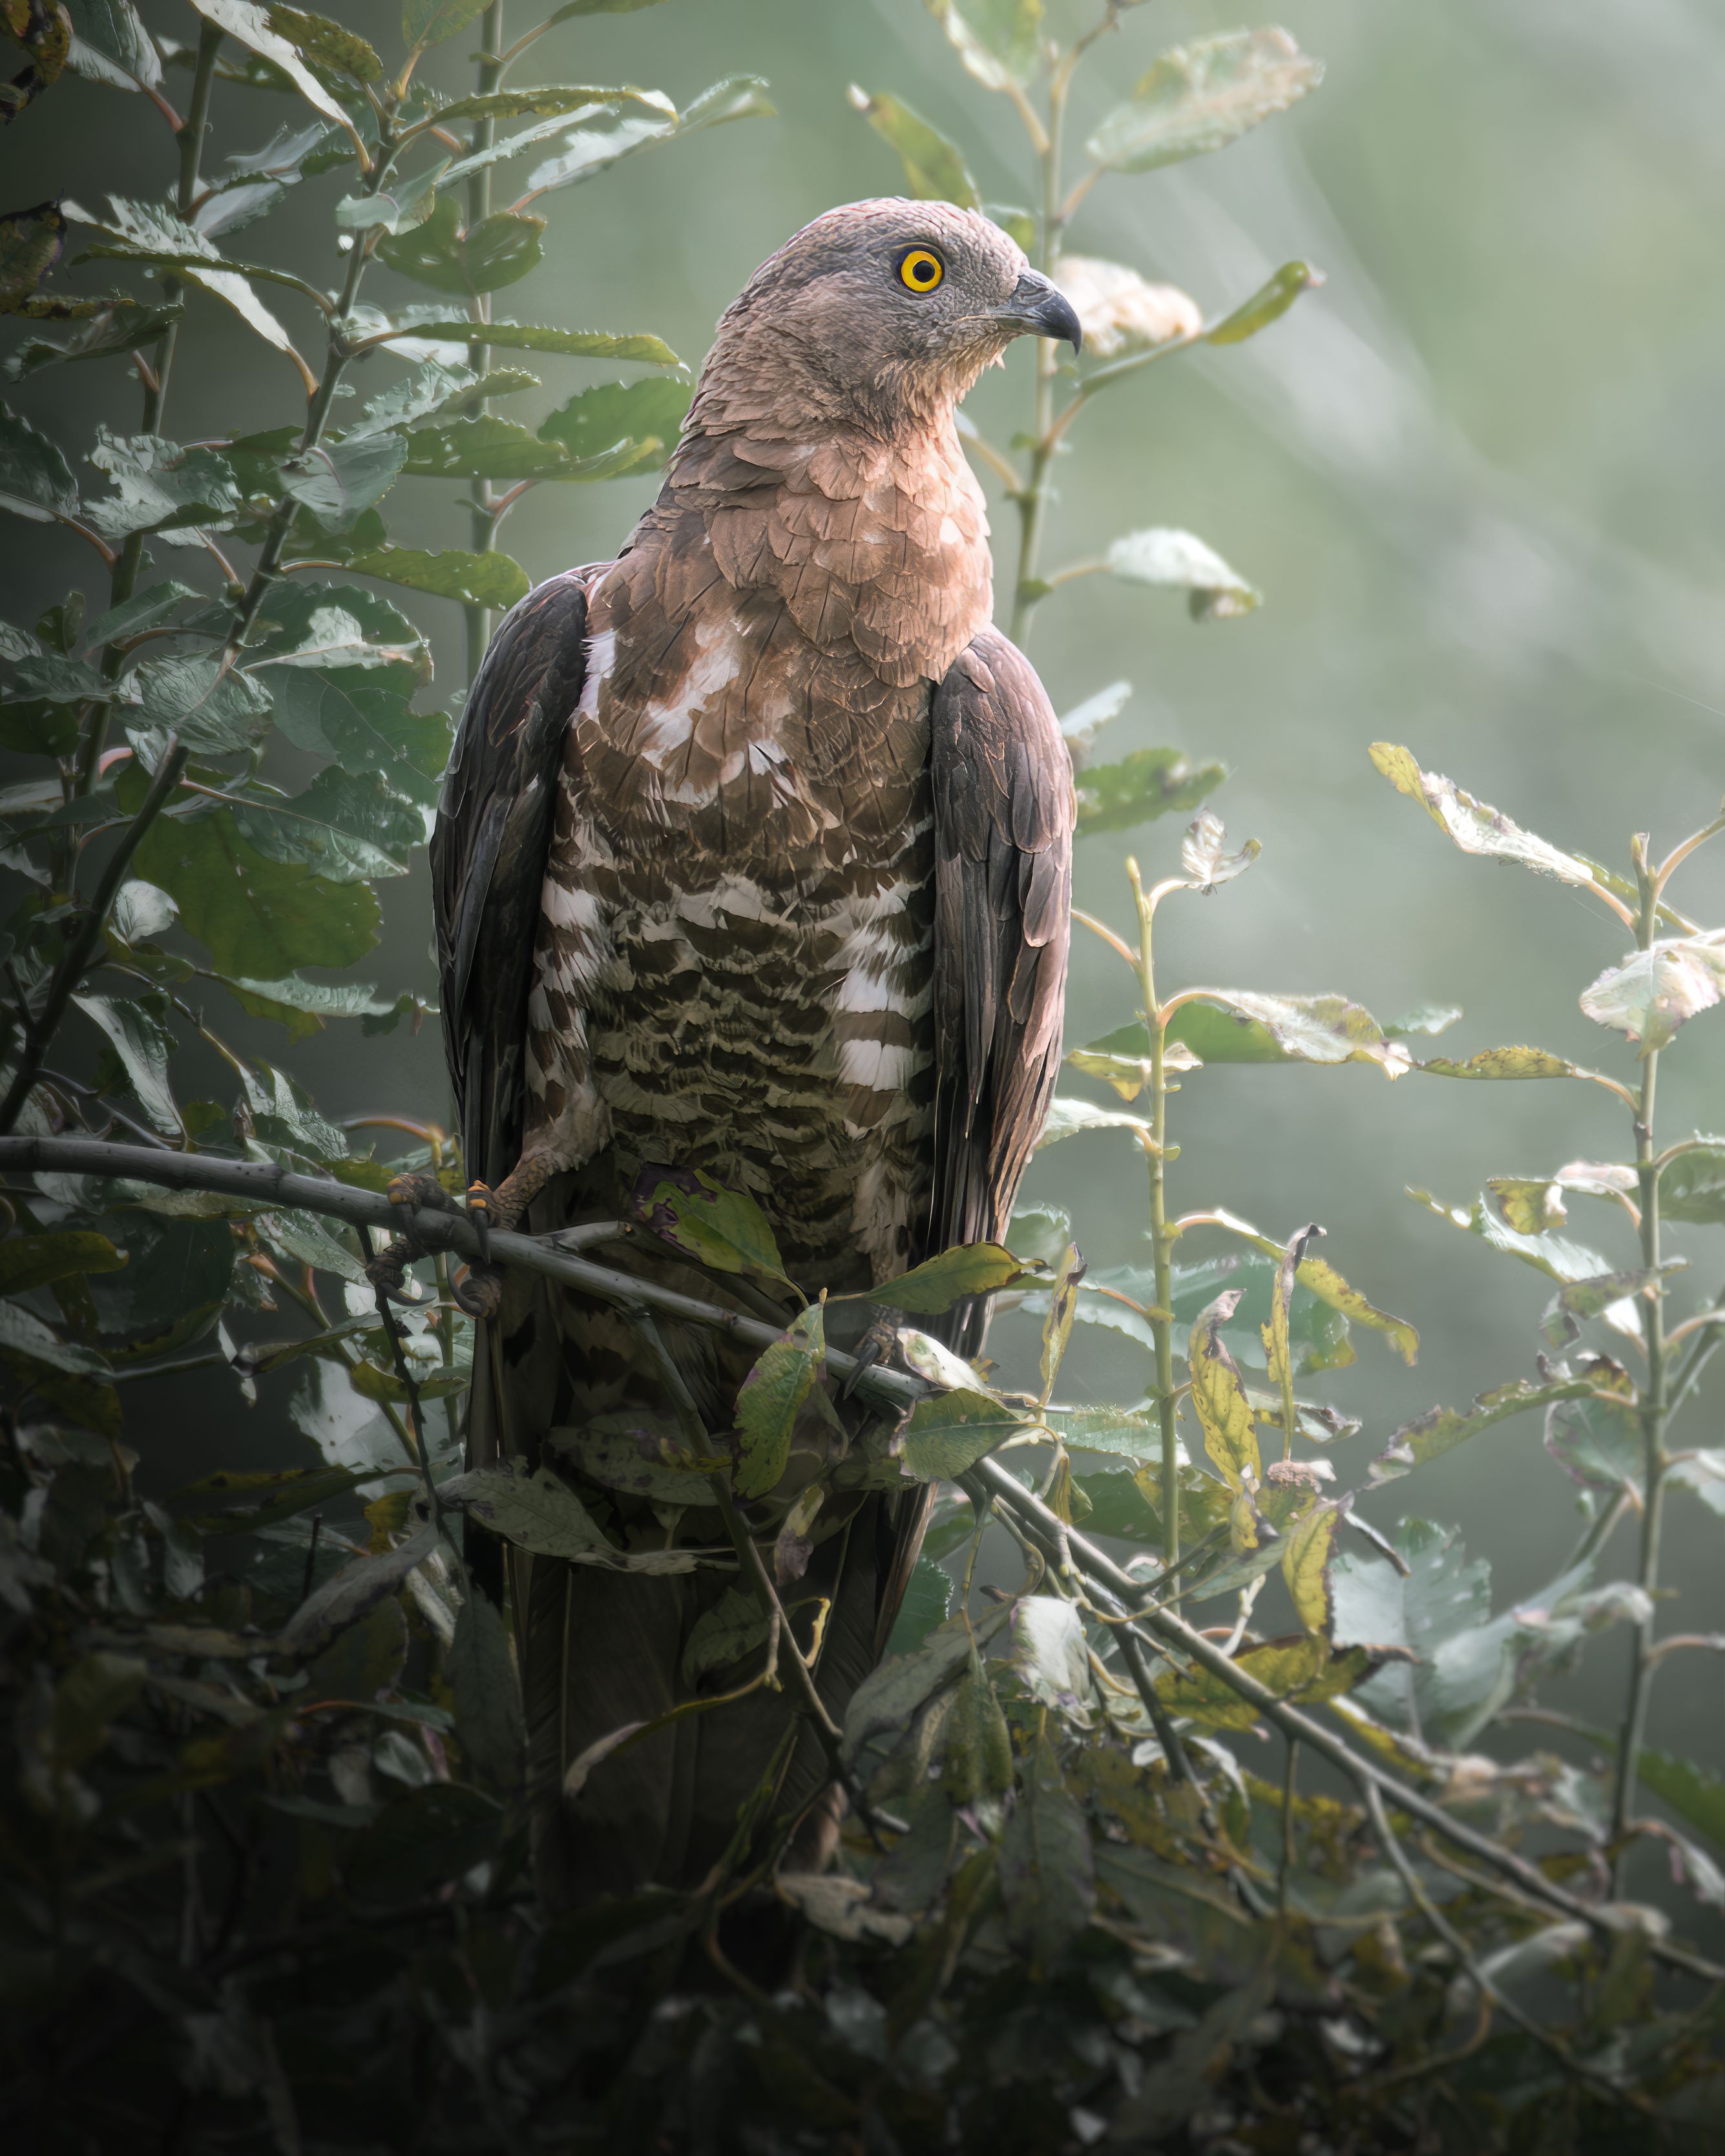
[701,198,1082,435]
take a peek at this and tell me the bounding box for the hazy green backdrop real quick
[3,0,1720,1763]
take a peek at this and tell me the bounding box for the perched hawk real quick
[431,201,1078,1904]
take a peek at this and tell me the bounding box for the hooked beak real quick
[996,267,1083,355]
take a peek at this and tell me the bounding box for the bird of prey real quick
[428,200,1077,1905]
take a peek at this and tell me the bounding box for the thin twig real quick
[1363,1779,1646,2117]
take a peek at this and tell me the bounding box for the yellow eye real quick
[899,247,944,293]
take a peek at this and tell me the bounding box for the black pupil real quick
[912,257,935,282]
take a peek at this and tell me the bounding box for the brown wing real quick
[430,566,609,1188]
[927,627,1074,1308]
[874,627,1074,1649]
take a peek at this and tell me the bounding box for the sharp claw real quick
[452,1261,501,1320]
[465,1181,494,1263]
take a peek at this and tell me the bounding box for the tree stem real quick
[1128,862,1179,1565]
[1611,842,1671,1874]
[464,1,505,685]
[77,15,224,804]
[1009,54,1067,645]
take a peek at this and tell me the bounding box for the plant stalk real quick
[1009,48,1069,645]
[1611,844,1672,1872]
[464,1,505,684]
[1129,862,1179,1564]
[77,15,225,805]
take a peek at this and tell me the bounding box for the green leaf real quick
[1159,1636,1374,1730]
[267,5,381,81]
[629,1163,790,1284]
[1637,1749,1725,1852]
[734,1303,824,1500]
[0,1230,123,1296]
[1545,1369,1643,1504]
[1580,933,1725,1057]
[842,1601,1011,1764]
[0,199,62,306]
[1660,1141,1725,1225]
[549,1413,722,1505]
[1107,527,1260,619]
[1416,1044,1589,1081]
[0,400,78,523]
[999,1727,1094,1976]
[176,1462,405,1534]
[1189,991,1411,1079]
[886,1553,956,1655]
[1034,1095,1154,1148]
[231,765,423,884]
[1368,741,1601,892]
[1087,28,1322,173]
[379,200,546,295]
[1204,260,1323,346]
[0,199,63,310]
[84,430,241,542]
[218,973,419,1041]
[429,81,674,126]
[866,1241,1029,1314]
[1058,678,1131,765]
[503,74,773,200]
[63,0,163,90]
[279,432,408,534]
[3,300,182,382]
[1408,1187,1609,1286]
[681,1586,769,1687]
[898,1387,1025,1480]
[401,0,487,49]
[346,1782,502,1902]
[306,1591,407,1703]
[370,315,680,366]
[440,1462,700,1571]
[1041,1405,1161,1458]
[1370,1376,1600,1484]
[941,1646,1012,1801]
[189,0,364,148]
[72,993,180,1133]
[134,806,380,977]
[1188,1290,1260,1495]
[1542,1264,1682,1349]
[79,583,196,656]
[534,0,671,17]
[131,652,274,753]
[1347,1518,1530,1748]
[399,414,574,480]
[446,1593,524,1792]
[335,160,447,236]
[72,200,317,373]
[846,86,979,207]
[1282,1498,1346,1641]
[538,375,689,471]
[1074,747,1226,837]
[926,0,1043,93]
[339,544,530,609]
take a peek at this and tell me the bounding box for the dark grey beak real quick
[998,267,1083,354]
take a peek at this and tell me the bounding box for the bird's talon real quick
[452,1260,503,1320]
[465,1181,494,1262]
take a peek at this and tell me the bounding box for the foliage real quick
[1,3,1722,2152]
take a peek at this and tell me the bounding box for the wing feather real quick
[874,628,1073,1653]
[928,629,1074,1282]
[430,566,608,1187]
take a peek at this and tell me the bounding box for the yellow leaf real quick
[1188,1290,1261,1494]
